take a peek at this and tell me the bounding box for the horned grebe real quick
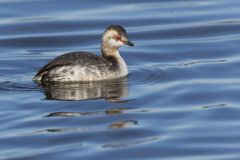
[33,25,134,83]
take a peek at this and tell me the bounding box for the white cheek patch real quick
[109,38,124,47]
[102,30,125,48]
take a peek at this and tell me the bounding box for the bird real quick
[33,25,134,83]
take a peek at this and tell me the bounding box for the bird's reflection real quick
[108,120,137,129]
[40,77,128,101]
[45,107,130,117]
[33,119,138,134]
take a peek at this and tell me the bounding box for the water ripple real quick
[129,65,166,85]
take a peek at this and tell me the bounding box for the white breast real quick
[116,55,128,77]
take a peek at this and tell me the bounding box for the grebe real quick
[33,25,134,83]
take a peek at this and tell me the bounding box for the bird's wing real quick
[34,51,101,78]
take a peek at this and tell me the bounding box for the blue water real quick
[1,0,240,159]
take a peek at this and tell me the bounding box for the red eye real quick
[116,36,121,41]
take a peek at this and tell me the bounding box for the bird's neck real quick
[101,44,128,75]
[101,43,121,60]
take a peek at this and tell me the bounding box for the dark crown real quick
[105,25,127,35]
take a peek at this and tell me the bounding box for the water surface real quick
[1,0,240,159]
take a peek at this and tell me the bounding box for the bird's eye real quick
[116,36,121,41]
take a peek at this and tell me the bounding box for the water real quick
[1,0,240,159]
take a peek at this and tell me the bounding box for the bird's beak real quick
[126,40,134,47]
